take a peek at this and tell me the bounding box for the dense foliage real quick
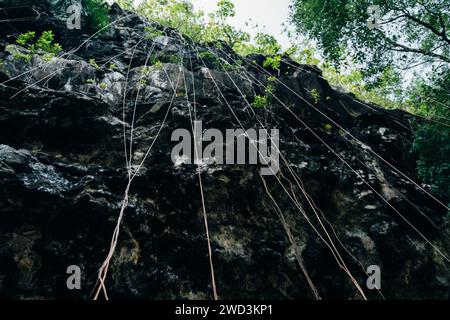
[408,69,450,200]
[50,0,110,31]
[290,0,450,76]
[290,0,450,201]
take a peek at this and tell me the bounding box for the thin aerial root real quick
[211,45,450,263]
[261,174,321,300]
[181,46,219,300]
[196,42,368,299]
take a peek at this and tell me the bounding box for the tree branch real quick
[400,8,450,45]
[438,12,447,40]
[376,30,450,63]
[380,14,407,25]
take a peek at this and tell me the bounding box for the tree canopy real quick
[290,0,450,201]
[290,0,450,75]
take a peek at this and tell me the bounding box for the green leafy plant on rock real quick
[252,95,269,108]
[153,60,164,70]
[263,55,281,71]
[309,88,321,104]
[16,31,36,47]
[7,31,62,62]
[89,58,100,69]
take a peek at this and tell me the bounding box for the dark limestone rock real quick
[0,2,448,300]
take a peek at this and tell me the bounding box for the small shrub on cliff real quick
[153,60,164,70]
[89,58,100,69]
[310,89,321,104]
[263,55,281,71]
[7,31,62,62]
[252,95,269,108]
[16,32,36,47]
[33,31,62,55]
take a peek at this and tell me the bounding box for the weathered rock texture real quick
[0,1,448,299]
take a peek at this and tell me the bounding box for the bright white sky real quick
[191,0,293,48]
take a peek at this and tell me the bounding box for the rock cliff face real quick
[0,2,449,299]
